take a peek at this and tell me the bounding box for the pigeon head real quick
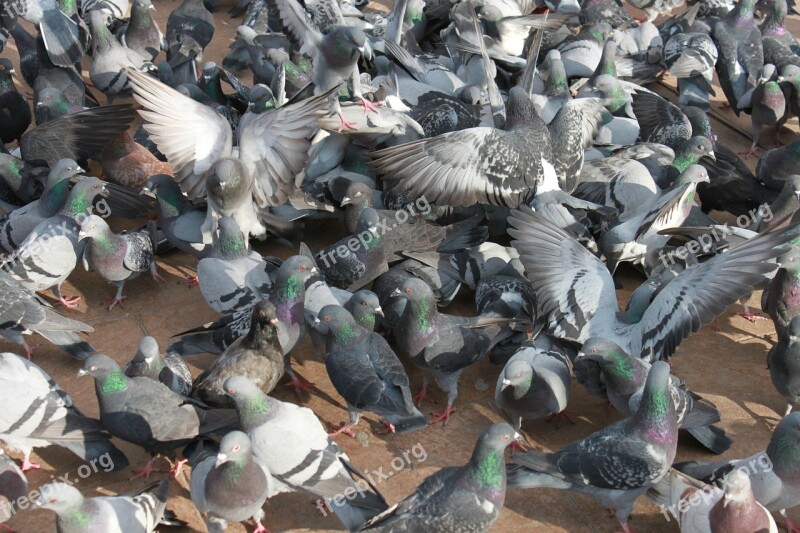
[36,87,68,110]
[718,468,754,506]
[0,58,14,78]
[392,277,434,304]
[341,182,372,208]
[347,289,383,326]
[274,255,317,300]
[142,174,183,216]
[759,64,778,84]
[209,159,248,195]
[505,87,540,129]
[476,4,503,21]
[215,430,252,468]
[79,354,123,380]
[325,26,367,66]
[49,158,85,183]
[78,214,110,241]
[63,177,109,219]
[133,336,160,365]
[501,359,534,398]
[674,164,710,186]
[202,61,218,82]
[249,301,280,343]
[31,483,83,514]
[318,305,363,345]
[132,0,155,10]
[356,208,381,242]
[222,376,275,426]
[779,65,800,84]
[476,422,520,453]
[633,361,676,436]
[248,84,275,113]
[675,137,715,169]
[469,423,519,490]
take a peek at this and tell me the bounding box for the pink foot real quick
[327,422,357,438]
[412,388,436,407]
[739,147,759,159]
[186,275,199,288]
[20,452,40,472]
[710,318,721,332]
[377,421,396,435]
[0,524,15,532]
[616,523,638,533]
[151,270,165,283]
[285,374,314,395]
[358,96,381,115]
[738,310,769,323]
[131,457,163,481]
[168,458,188,479]
[253,522,269,533]
[337,113,356,133]
[430,405,456,426]
[507,439,527,454]
[55,295,81,309]
[545,410,576,430]
[22,342,40,360]
[106,295,127,311]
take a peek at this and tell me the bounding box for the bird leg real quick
[167,457,188,479]
[186,275,199,288]
[327,421,358,438]
[337,112,357,133]
[150,263,165,282]
[710,318,721,332]
[739,143,759,159]
[545,410,576,430]
[357,95,381,115]
[615,522,638,533]
[429,404,456,426]
[21,341,39,360]
[131,455,165,481]
[284,365,314,395]
[377,421,396,435]
[0,524,14,532]
[737,303,768,323]
[106,282,127,311]
[252,521,269,533]
[53,286,81,309]
[20,450,40,472]
[412,387,435,406]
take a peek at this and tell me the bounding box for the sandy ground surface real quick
[1,1,799,532]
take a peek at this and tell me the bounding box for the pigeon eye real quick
[232,444,241,452]
[503,435,510,441]
[0,65,4,71]
[361,301,368,307]
[324,316,332,321]
[49,499,57,504]
[591,348,597,353]
[405,288,413,294]
[45,96,52,101]
[299,265,307,271]
[227,388,236,394]
[90,365,97,371]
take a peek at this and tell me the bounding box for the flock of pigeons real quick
[1,0,800,530]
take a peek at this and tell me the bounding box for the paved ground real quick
[1,2,799,532]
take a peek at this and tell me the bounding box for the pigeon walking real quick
[124,336,192,397]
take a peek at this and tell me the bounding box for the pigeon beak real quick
[514,431,522,440]
[270,317,279,325]
[707,151,716,161]
[310,267,318,274]
[341,197,351,206]
[8,68,15,76]
[76,368,88,377]
[501,379,512,390]
[77,166,86,173]
[215,453,228,468]
[78,230,88,240]
[313,317,320,325]
[148,4,155,9]
[139,187,150,195]
[374,306,384,317]
[36,101,44,108]
[219,181,227,190]
[390,288,402,298]
[795,191,800,201]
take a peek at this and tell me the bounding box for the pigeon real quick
[221,375,390,531]
[123,336,192,397]
[1,177,108,308]
[0,448,27,526]
[14,0,82,67]
[165,0,215,86]
[391,277,510,424]
[141,173,210,258]
[189,430,272,533]
[79,214,161,310]
[647,468,778,532]
[0,351,128,472]
[192,300,284,408]
[763,242,800,337]
[755,174,800,231]
[495,342,572,431]
[768,315,800,416]
[197,216,272,313]
[739,64,786,158]
[121,0,166,62]
[168,302,256,356]
[8,23,38,90]
[358,423,520,532]
[507,208,793,362]
[0,58,32,148]
[576,337,732,454]
[0,158,84,254]
[344,289,383,332]
[88,9,154,103]
[34,87,84,125]
[372,88,609,206]
[314,304,427,435]
[79,353,238,479]
[99,131,173,190]
[756,138,800,192]
[663,32,719,110]
[31,480,169,533]
[675,411,800,532]
[506,361,678,533]
[0,269,95,359]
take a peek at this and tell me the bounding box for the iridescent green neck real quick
[62,189,92,218]
[63,507,92,528]
[156,189,181,219]
[512,374,532,400]
[672,152,695,173]
[333,320,362,345]
[220,458,247,483]
[410,297,437,335]
[240,394,272,427]
[356,312,375,330]
[636,385,671,436]
[42,179,71,213]
[276,274,303,303]
[100,370,128,395]
[609,352,634,380]
[217,229,248,258]
[471,448,505,490]
[92,19,115,52]
[0,75,13,91]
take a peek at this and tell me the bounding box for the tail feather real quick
[685,425,733,455]
[56,438,130,472]
[39,8,82,67]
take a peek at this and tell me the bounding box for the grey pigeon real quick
[359,423,520,532]
[1,177,108,307]
[506,362,678,533]
[165,0,215,85]
[768,315,800,416]
[192,300,284,408]
[221,375,390,531]
[345,289,383,332]
[391,277,510,425]
[507,208,793,362]
[0,448,27,526]
[756,138,800,191]
[124,336,192,397]
[755,174,800,232]
[763,242,800,337]
[79,353,238,479]
[14,0,82,67]
[663,32,719,110]
[198,216,271,313]
[0,158,83,253]
[739,64,786,158]
[121,0,166,61]
[189,431,273,533]
[32,480,169,533]
[647,468,778,532]
[495,342,572,430]
[0,269,95,359]
[79,214,161,310]
[575,337,732,454]
[675,411,800,532]
[0,351,128,472]
[314,305,427,435]
[141,173,210,258]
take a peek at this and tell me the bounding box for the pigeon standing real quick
[141,173,210,258]
[14,0,83,67]
[764,243,800,337]
[123,336,192,397]
[79,214,161,310]
[166,0,216,85]
[314,305,427,435]
[507,362,678,533]
[739,64,786,158]
[0,58,32,148]
[192,300,284,408]
[222,375,390,531]
[359,423,520,532]
[768,315,800,416]
[121,0,166,62]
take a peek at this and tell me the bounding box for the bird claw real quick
[151,271,165,283]
[738,310,769,323]
[22,342,40,360]
[55,295,82,309]
[358,96,381,115]
[327,421,357,438]
[131,457,163,481]
[20,453,40,472]
[167,458,188,479]
[106,295,127,311]
[412,388,436,407]
[186,275,199,288]
[710,318,721,332]
[252,522,269,533]
[545,411,576,430]
[337,113,357,133]
[430,405,456,426]
[377,421,396,435]
[285,374,314,395]
[738,147,759,159]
